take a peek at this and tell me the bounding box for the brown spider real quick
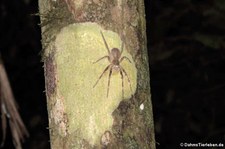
[93,31,133,98]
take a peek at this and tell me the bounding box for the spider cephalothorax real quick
[93,31,133,98]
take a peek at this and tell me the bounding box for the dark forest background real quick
[0,0,225,148]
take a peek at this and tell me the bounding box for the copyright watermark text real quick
[180,142,224,148]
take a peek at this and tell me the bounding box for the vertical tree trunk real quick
[39,0,155,148]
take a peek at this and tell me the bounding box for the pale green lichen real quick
[55,22,137,145]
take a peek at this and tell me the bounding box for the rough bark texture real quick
[38,0,155,148]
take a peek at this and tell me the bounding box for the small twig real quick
[0,57,29,149]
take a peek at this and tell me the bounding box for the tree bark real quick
[38,0,155,148]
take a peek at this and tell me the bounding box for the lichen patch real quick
[55,22,137,145]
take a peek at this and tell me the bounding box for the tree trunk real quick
[38,0,155,148]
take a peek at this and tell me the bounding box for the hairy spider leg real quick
[120,66,133,96]
[120,41,124,55]
[107,66,113,97]
[120,56,132,63]
[93,65,111,88]
[119,68,124,98]
[93,56,110,64]
[100,31,110,55]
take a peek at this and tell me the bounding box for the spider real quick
[93,31,133,98]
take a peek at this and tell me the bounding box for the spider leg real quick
[120,41,124,55]
[100,31,110,55]
[93,65,111,88]
[107,66,113,97]
[120,66,133,95]
[120,56,132,63]
[119,68,124,99]
[93,56,110,64]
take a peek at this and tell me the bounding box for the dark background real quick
[0,0,225,148]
